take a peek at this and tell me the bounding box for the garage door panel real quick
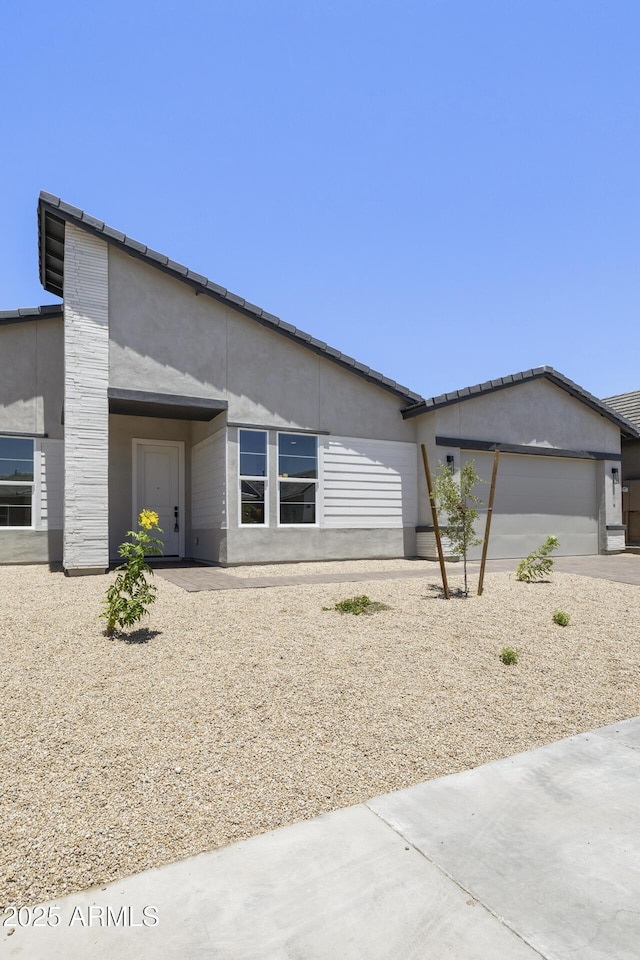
[488,513,597,538]
[469,531,598,560]
[461,452,599,560]
[489,455,593,480]
[491,492,596,518]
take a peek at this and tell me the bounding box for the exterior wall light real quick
[612,467,620,485]
[446,455,455,473]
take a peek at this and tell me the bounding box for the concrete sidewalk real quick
[5,718,640,959]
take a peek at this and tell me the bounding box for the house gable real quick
[107,244,416,442]
[403,367,640,440]
[419,376,623,455]
[38,192,423,408]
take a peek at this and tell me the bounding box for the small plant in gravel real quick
[101,510,164,637]
[500,647,519,666]
[332,595,390,616]
[432,459,484,597]
[552,610,570,627]
[516,536,559,582]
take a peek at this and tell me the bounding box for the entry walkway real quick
[156,553,640,591]
[5,718,640,958]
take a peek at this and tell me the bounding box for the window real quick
[239,430,267,525]
[0,437,34,528]
[278,433,318,525]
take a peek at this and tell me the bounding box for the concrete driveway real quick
[4,718,640,959]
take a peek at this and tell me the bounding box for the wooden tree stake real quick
[420,444,450,600]
[477,448,500,596]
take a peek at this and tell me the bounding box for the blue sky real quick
[2,0,639,400]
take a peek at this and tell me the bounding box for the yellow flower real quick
[139,509,159,530]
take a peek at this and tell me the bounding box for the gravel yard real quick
[1,560,639,910]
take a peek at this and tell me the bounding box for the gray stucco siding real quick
[107,247,414,442]
[0,529,63,564]
[428,378,620,454]
[226,526,415,565]
[0,317,64,439]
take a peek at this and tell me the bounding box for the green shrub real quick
[500,647,519,666]
[332,595,390,616]
[432,459,484,597]
[516,536,559,582]
[101,509,164,637]
[552,610,570,627]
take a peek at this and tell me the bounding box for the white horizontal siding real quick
[35,439,64,530]
[192,429,227,529]
[321,437,417,529]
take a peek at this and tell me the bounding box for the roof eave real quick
[401,367,640,439]
[37,193,424,408]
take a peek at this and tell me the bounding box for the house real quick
[601,391,640,546]
[1,191,638,574]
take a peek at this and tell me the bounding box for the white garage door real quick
[463,452,599,560]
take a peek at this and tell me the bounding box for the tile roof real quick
[602,391,640,431]
[401,365,640,438]
[0,304,63,325]
[37,192,424,406]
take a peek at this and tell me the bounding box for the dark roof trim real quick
[402,366,640,439]
[0,430,49,439]
[436,435,622,461]
[108,387,227,422]
[0,304,62,326]
[38,192,423,406]
[227,421,331,436]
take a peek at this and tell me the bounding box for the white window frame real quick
[238,429,269,527]
[276,432,320,528]
[0,436,36,531]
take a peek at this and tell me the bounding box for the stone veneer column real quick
[63,224,110,574]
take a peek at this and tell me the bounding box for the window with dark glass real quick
[239,430,267,525]
[278,434,318,524]
[0,438,34,527]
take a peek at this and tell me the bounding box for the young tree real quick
[432,459,484,597]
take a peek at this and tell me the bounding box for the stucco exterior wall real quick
[107,247,415,442]
[0,317,63,439]
[427,379,620,453]
[0,529,62,564]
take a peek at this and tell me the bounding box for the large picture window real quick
[239,430,267,525]
[278,433,318,525]
[0,437,34,528]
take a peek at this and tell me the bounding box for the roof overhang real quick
[107,388,227,421]
[37,192,424,407]
[0,304,63,326]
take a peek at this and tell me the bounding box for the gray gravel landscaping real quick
[1,560,639,910]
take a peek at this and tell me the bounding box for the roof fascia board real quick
[436,435,622,461]
[38,195,423,406]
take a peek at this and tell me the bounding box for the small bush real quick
[552,610,570,627]
[101,510,164,637]
[332,595,390,616]
[500,647,519,666]
[516,536,559,582]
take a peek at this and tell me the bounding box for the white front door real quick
[135,441,183,557]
